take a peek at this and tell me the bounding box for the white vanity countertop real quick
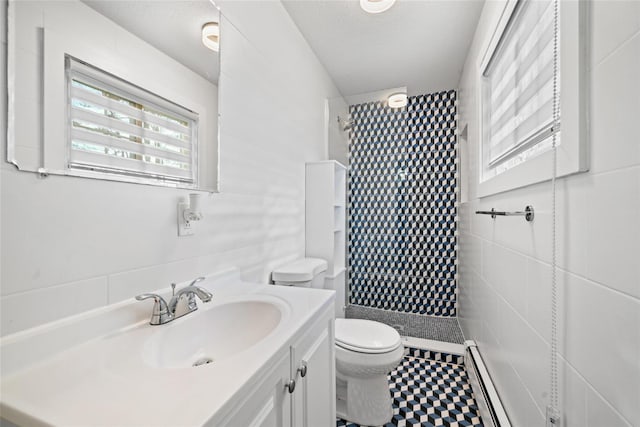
[0,270,335,426]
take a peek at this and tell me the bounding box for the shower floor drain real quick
[192,357,214,367]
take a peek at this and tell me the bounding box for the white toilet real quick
[272,258,404,426]
[272,257,328,288]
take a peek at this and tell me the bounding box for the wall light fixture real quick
[360,0,396,14]
[202,22,219,52]
[388,92,408,108]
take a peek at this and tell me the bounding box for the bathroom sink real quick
[0,271,335,426]
[142,297,286,369]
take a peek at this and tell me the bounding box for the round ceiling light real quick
[360,0,396,14]
[202,22,220,52]
[388,92,408,108]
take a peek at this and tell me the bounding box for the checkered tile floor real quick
[336,352,483,427]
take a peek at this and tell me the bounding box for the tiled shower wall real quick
[348,91,457,317]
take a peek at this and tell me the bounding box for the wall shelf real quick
[306,160,347,317]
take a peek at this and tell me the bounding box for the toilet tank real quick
[272,258,328,288]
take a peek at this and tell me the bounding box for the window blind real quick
[484,0,560,167]
[66,57,198,184]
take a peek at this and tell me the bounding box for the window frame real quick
[476,0,589,198]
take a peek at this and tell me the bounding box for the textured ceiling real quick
[82,0,220,84]
[282,0,484,97]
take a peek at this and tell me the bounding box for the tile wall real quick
[348,92,458,316]
[457,1,640,426]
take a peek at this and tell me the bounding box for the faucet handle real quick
[135,293,164,302]
[135,293,172,325]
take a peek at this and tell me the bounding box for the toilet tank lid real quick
[272,258,328,282]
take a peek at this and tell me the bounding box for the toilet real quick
[272,258,404,426]
[272,257,327,288]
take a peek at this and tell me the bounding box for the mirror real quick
[7,0,220,191]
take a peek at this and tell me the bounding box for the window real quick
[477,0,588,197]
[483,0,558,177]
[66,57,199,186]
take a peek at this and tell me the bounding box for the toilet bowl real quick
[334,318,404,426]
[272,258,405,426]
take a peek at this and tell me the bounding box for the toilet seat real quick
[335,319,401,354]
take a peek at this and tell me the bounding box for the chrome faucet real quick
[135,277,212,325]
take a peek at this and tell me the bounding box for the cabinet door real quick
[292,317,335,427]
[218,351,292,427]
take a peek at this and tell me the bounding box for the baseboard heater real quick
[464,340,512,427]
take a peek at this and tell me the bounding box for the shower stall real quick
[344,90,462,343]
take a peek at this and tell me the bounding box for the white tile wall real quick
[482,241,527,315]
[586,385,633,427]
[0,1,343,336]
[1,0,6,167]
[0,277,108,334]
[561,272,640,424]
[590,30,640,173]
[458,1,640,426]
[524,258,552,342]
[0,0,5,46]
[584,168,640,298]
[559,359,588,427]
[590,0,640,67]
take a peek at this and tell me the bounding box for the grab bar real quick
[475,206,534,222]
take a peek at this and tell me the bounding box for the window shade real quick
[484,0,560,167]
[66,57,198,185]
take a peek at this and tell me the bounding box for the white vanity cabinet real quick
[216,304,335,427]
[216,350,293,427]
[291,312,335,427]
[0,272,336,427]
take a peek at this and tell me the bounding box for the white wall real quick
[327,95,349,166]
[0,0,342,336]
[458,1,640,426]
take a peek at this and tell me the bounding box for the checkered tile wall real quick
[348,90,457,317]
